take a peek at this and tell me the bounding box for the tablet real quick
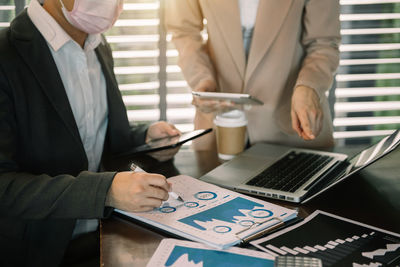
[125,128,212,155]
[192,91,264,105]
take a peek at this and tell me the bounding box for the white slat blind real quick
[106,0,194,133]
[106,1,162,124]
[336,0,400,143]
[0,1,14,28]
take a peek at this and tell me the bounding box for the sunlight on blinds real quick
[105,0,194,133]
[335,0,400,143]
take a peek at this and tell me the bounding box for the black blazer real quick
[0,10,148,266]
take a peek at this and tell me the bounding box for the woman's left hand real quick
[291,85,323,140]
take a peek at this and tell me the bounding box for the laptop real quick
[199,129,400,203]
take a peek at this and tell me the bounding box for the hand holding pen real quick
[105,165,173,212]
[130,163,184,203]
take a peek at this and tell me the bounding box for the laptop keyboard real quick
[246,151,334,193]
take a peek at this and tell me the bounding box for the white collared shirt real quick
[28,0,108,237]
[238,0,259,59]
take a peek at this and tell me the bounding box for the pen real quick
[130,163,184,203]
[168,191,184,203]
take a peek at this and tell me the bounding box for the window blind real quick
[337,0,400,144]
[0,1,14,28]
[106,0,194,133]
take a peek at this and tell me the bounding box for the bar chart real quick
[251,211,400,266]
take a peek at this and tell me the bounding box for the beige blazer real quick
[166,0,341,149]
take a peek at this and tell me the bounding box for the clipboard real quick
[114,175,298,250]
[116,210,302,249]
[192,91,264,105]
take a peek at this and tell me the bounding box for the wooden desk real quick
[101,147,400,266]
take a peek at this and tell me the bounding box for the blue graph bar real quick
[165,246,274,267]
[178,197,268,231]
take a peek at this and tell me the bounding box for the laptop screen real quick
[302,129,400,203]
[345,129,400,177]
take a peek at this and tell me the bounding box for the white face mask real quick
[59,0,124,34]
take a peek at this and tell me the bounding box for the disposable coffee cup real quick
[214,110,247,160]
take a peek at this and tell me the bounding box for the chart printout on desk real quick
[116,175,298,249]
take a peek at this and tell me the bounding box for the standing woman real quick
[165,0,341,150]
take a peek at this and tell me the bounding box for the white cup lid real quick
[214,110,247,127]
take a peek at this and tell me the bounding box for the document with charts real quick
[146,238,274,267]
[251,210,400,266]
[116,175,297,249]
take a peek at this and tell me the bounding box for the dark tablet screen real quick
[131,128,212,154]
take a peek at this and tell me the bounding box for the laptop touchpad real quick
[201,155,272,186]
